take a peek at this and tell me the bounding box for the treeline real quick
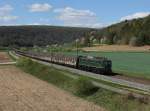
[0,15,150,47]
[94,15,150,46]
[0,25,91,47]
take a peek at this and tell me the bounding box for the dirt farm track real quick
[0,65,104,111]
[0,52,12,63]
[82,45,150,52]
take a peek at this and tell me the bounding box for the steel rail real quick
[10,51,150,94]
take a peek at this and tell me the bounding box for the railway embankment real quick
[10,51,150,95]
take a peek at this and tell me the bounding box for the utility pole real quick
[76,39,79,57]
[50,45,53,66]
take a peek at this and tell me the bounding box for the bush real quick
[138,97,149,104]
[136,36,145,46]
[129,37,137,46]
[73,77,98,96]
[17,57,32,67]
[121,37,129,45]
[127,93,135,100]
[101,37,113,45]
[0,47,10,51]
[129,36,144,46]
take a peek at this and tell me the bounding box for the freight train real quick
[14,49,112,74]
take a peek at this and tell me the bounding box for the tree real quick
[129,37,137,46]
[129,36,144,46]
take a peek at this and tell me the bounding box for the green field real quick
[63,51,150,79]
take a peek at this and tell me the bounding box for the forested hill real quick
[0,15,150,47]
[95,15,150,46]
[0,25,91,47]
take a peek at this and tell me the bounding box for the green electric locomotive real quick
[77,56,112,74]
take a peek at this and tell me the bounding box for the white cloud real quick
[28,22,41,25]
[29,3,52,12]
[64,23,103,28]
[0,5,13,15]
[54,7,96,21]
[0,15,18,22]
[0,5,18,23]
[54,7,102,28]
[120,12,150,21]
[90,23,104,28]
[39,18,50,22]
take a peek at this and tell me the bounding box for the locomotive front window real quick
[103,61,111,67]
[107,61,112,67]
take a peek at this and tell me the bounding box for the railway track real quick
[9,51,150,97]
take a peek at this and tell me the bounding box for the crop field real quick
[63,51,150,79]
[0,52,12,63]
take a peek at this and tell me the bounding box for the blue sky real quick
[0,0,149,27]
